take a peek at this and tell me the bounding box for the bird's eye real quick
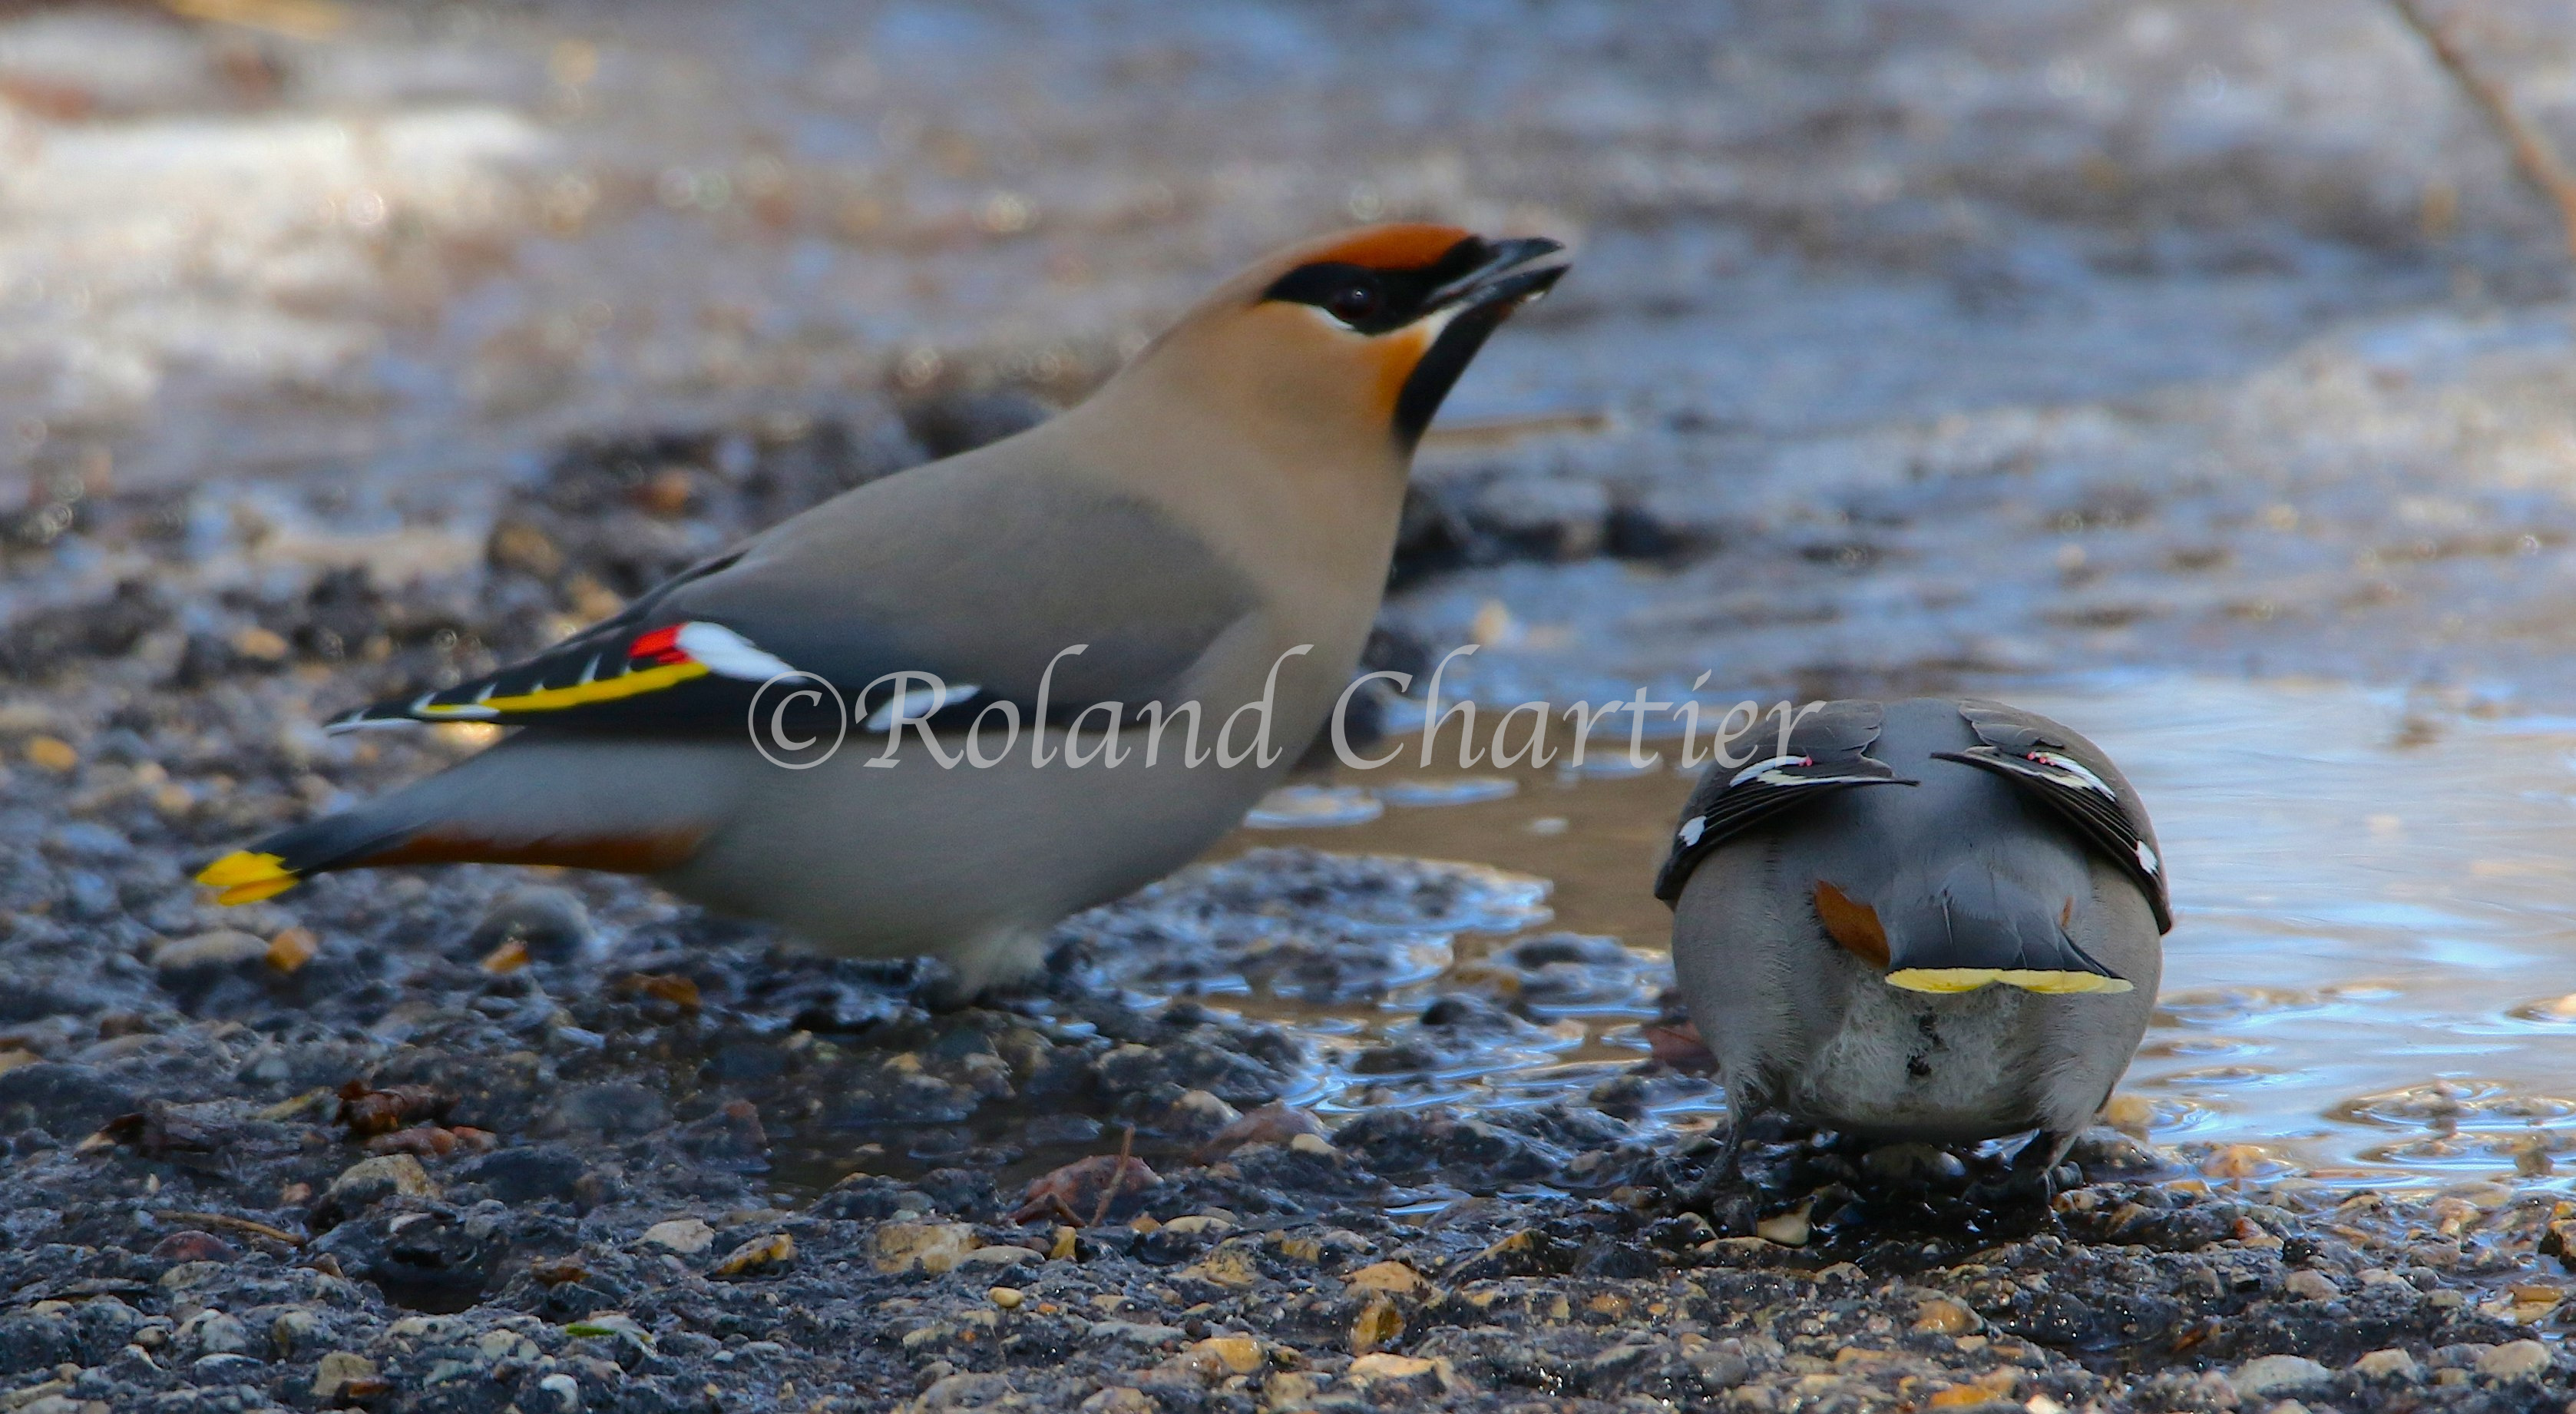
[1324,281,1384,325]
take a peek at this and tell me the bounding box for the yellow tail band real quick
[196,851,299,906]
[1885,967,2132,995]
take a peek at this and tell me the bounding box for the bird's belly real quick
[664,728,1283,974]
[1783,983,2045,1142]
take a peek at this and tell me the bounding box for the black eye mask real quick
[1259,235,1566,449]
[1259,237,1499,334]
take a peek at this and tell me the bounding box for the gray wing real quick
[1652,699,1918,903]
[329,465,1259,735]
[1931,699,2172,932]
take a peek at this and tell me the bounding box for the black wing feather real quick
[1653,700,1918,903]
[1933,698,2173,932]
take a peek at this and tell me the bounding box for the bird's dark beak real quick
[1393,236,1571,451]
[1426,236,1569,315]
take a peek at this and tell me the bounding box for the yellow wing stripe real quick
[430,661,711,718]
[196,850,300,906]
[1886,967,2133,995]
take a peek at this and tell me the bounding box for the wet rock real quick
[873,1222,978,1276]
[0,1064,136,1137]
[147,1230,236,1265]
[312,1204,508,1313]
[552,1081,667,1137]
[2227,1354,2331,1399]
[711,1232,794,1277]
[316,1153,438,1227]
[641,1217,715,1254]
[2473,1339,2552,1382]
[0,580,168,679]
[311,1350,377,1399]
[455,1144,586,1204]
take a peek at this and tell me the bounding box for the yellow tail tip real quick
[197,852,298,905]
[1885,967,2132,995]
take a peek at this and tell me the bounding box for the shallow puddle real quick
[1202,673,2576,1192]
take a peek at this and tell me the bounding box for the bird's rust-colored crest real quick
[1305,223,1473,271]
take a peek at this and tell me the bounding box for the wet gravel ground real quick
[3,409,2574,1412]
[8,2,2576,1408]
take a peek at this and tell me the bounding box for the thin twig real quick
[161,1211,306,1247]
[1088,1125,1136,1230]
[2385,0,2576,265]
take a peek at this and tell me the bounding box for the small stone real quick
[1195,1334,1262,1376]
[2353,1349,2421,1382]
[148,1230,236,1264]
[1756,1203,1813,1247]
[151,931,268,973]
[319,1154,437,1224]
[1162,1088,1242,1139]
[1350,1295,1403,1354]
[1912,1296,1978,1335]
[988,1287,1023,1310]
[181,1310,252,1356]
[271,1309,320,1356]
[1344,1260,1425,1297]
[2230,1355,2330,1399]
[22,737,76,773]
[640,1218,714,1254]
[1077,1389,1153,1414]
[1289,1132,1338,1157]
[1861,1143,1966,1185]
[1158,1214,1234,1236]
[874,1221,978,1275]
[711,1232,795,1277]
[1346,1353,1448,1395]
[264,929,317,974]
[313,1351,377,1398]
[2475,1339,2551,1383]
[2283,1270,2340,1301]
[962,1244,1037,1268]
[230,626,289,662]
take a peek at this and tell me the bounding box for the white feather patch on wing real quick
[863,681,981,733]
[675,621,799,681]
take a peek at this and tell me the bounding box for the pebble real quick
[640,1217,715,1253]
[2474,1339,2552,1382]
[711,1232,795,1277]
[312,1351,377,1398]
[2281,1269,2340,1301]
[2352,1348,2421,1382]
[2229,1355,2330,1399]
[874,1221,977,1275]
[149,931,267,973]
[1343,1260,1425,1296]
[319,1153,438,1220]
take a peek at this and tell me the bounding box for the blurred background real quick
[7,0,2576,1185]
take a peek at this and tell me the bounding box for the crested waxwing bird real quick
[1655,697,2169,1204]
[197,224,1569,994]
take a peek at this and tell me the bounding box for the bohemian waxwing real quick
[199,224,1569,993]
[1655,697,2169,1200]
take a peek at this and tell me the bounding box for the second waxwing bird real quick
[197,225,1569,994]
[1655,697,2169,1203]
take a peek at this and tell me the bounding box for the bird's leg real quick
[1973,1129,2076,1208]
[1691,1086,1771,1236]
